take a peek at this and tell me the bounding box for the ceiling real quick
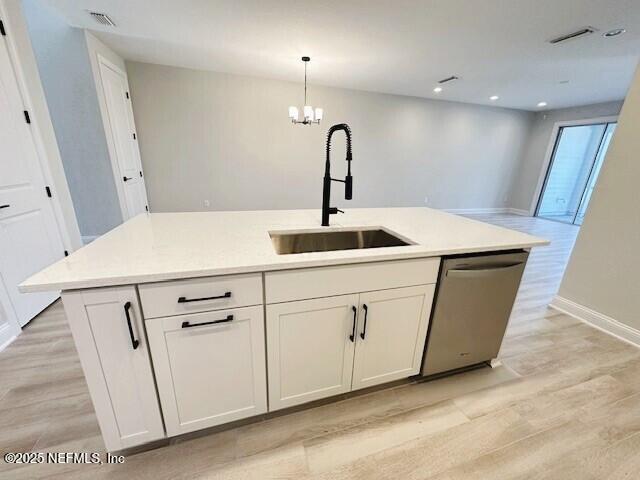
[44,0,640,111]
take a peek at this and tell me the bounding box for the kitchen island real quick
[20,207,548,452]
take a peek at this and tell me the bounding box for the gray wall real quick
[509,101,623,212]
[556,66,640,330]
[21,0,122,237]
[126,62,535,213]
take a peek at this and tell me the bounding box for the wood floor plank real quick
[304,400,469,474]
[427,420,602,480]
[308,408,536,480]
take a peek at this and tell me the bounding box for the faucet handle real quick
[329,207,344,215]
[345,175,353,200]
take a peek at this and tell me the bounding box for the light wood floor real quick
[3,214,640,479]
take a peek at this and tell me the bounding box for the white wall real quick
[21,0,122,237]
[554,64,640,333]
[126,62,535,213]
[509,101,623,212]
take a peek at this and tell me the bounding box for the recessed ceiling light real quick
[604,28,626,38]
[537,101,548,108]
[433,87,443,93]
[489,95,499,101]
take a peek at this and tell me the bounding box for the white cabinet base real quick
[58,258,440,451]
[266,284,436,410]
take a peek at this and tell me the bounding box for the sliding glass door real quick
[536,122,616,225]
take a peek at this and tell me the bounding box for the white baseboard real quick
[443,207,531,217]
[550,295,640,348]
[0,323,17,352]
[508,208,530,216]
[82,235,99,245]
[443,207,511,215]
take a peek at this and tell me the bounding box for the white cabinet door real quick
[146,306,267,436]
[62,287,165,451]
[0,29,65,327]
[266,294,359,411]
[352,285,435,391]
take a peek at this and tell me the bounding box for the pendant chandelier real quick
[288,56,323,125]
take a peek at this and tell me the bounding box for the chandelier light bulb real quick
[304,105,314,121]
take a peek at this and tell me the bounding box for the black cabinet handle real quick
[0,204,9,209]
[349,306,357,342]
[360,304,369,340]
[177,291,232,303]
[123,176,132,182]
[124,301,139,350]
[182,315,233,328]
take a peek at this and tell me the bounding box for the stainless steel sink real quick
[270,228,411,255]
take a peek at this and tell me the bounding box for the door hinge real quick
[132,132,136,140]
[23,110,31,124]
[45,186,52,198]
[126,91,130,99]
[139,171,143,177]
[0,19,6,36]
[64,250,69,257]
[145,205,149,212]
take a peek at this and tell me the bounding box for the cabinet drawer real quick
[139,273,263,319]
[146,306,267,436]
[265,258,440,304]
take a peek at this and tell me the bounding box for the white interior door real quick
[0,35,64,326]
[98,57,148,219]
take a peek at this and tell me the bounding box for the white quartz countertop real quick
[20,208,549,292]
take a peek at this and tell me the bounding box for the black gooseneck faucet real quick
[322,123,353,226]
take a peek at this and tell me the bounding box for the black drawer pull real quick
[178,291,231,303]
[360,304,369,340]
[349,306,357,342]
[124,301,139,350]
[0,204,9,209]
[182,315,234,328]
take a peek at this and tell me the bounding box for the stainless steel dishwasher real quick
[421,250,528,376]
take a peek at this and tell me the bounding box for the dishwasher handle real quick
[446,262,524,278]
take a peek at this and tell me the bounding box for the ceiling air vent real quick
[88,11,116,27]
[549,27,596,44]
[438,76,459,84]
